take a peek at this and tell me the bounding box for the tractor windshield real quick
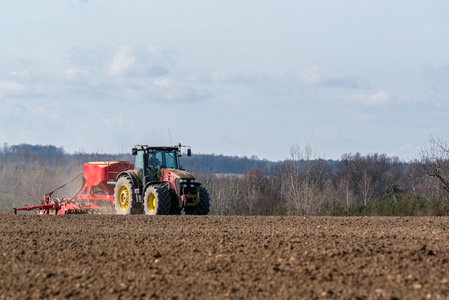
[149,149,178,169]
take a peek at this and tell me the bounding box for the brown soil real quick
[0,215,448,299]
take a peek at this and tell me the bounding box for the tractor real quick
[113,144,210,215]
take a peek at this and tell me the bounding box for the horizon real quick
[0,141,414,163]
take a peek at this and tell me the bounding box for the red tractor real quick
[113,144,210,215]
[13,144,210,215]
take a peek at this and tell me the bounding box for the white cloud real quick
[208,71,264,84]
[68,0,96,7]
[8,70,30,79]
[0,44,203,104]
[64,68,89,82]
[106,44,170,78]
[57,44,189,101]
[101,118,123,125]
[107,45,136,77]
[188,70,268,85]
[209,71,241,83]
[153,78,173,88]
[0,81,26,98]
[349,92,391,105]
[151,78,207,102]
[0,69,34,98]
[290,66,368,88]
[32,107,58,119]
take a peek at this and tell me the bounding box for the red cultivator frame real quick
[13,161,133,215]
[13,194,101,215]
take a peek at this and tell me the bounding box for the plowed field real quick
[1,214,448,299]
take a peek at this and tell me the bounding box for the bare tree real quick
[338,152,394,205]
[416,135,449,193]
[279,145,328,216]
[200,173,242,215]
[240,168,265,214]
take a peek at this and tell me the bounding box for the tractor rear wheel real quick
[143,185,171,215]
[114,177,135,215]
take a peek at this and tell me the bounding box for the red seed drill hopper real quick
[13,161,133,215]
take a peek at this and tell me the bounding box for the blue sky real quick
[1,1,449,161]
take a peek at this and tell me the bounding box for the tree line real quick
[1,141,449,216]
[200,144,449,216]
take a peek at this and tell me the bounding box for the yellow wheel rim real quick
[118,186,129,211]
[148,193,156,212]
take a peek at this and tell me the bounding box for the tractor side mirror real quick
[132,148,137,155]
[187,149,191,156]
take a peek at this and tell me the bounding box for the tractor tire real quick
[114,177,135,215]
[143,185,171,215]
[184,187,210,215]
[196,186,211,215]
[170,203,183,215]
[184,207,196,215]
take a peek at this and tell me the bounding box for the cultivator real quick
[13,194,101,215]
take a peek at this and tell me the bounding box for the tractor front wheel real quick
[143,185,171,215]
[114,177,134,215]
[196,186,211,215]
[185,186,211,215]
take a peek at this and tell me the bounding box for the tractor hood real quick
[161,168,196,181]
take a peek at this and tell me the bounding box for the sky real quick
[1,1,449,162]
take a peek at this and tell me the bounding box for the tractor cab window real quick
[134,151,144,179]
[163,150,178,169]
[149,151,162,169]
[149,150,178,170]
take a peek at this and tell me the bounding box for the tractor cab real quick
[132,145,191,184]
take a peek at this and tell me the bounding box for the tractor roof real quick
[134,146,179,152]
